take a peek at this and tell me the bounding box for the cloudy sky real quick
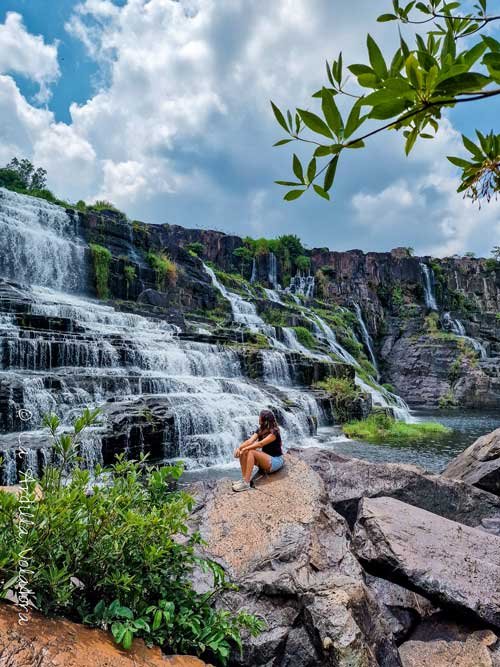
[1,0,499,257]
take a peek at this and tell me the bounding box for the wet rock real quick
[297,447,500,535]
[192,453,401,666]
[0,603,211,667]
[353,496,500,628]
[443,427,500,496]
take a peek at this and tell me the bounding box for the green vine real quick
[146,252,177,291]
[90,243,112,299]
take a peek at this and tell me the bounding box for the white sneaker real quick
[232,479,251,492]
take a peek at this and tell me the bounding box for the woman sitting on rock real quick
[232,409,284,492]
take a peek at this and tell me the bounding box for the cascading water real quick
[353,303,379,379]
[420,262,438,311]
[250,258,257,284]
[0,194,331,482]
[443,312,487,359]
[287,272,315,299]
[268,252,279,288]
[0,188,88,292]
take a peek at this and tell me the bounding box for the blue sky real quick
[0,0,499,257]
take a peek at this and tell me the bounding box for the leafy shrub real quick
[0,410,263,664]
[124,264,137,298]
[260,307,288,327]
[381,383,395,394]
[315,377,361,422]
[186,242,204,257]
[343,412,450,442]
[147,252,178,290]
[293,326,315,349]
[485,258,499,272]
[295,255,310,271]
[90,243,112,299]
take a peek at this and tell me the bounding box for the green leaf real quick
[358,73,380,88]
[273,139,292,146]
[447,155,473,168]
[314,145,333,157]
[292,154,304,182]
[369,99,409,120]
[324,155,339,192]
[405,127,418,155]
[284,189,305,201]
[122,629,133,650]
[275,180,302,186]
[377,13,398,21]
[435,72,491,95]
[367,34,388,78]
[313,184,330,200]
[270,101,289,132]
[345,140,365,149]
[297,109,333,139]
[321,88,343,136]
[348,64,374,76]
[484,53,500,80]
[344,99,365,139]
[307,158,317,184]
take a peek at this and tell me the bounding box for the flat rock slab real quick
[399,638,493,667]
[353,496,500,628]
[297,447,500,535]
[0,603,210,667]
[444,427,500,496]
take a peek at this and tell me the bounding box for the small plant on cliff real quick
[233,246,254,276]
[90,243,112,299]
[0,409,263,664]
[186,241,204,257]
[293,326,316,349]
[343,412,450,442]
[123,264,137,298]
[147,252,178,291]
[315,377,361,422]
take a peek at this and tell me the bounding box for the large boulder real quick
[297,447,500,535]
[0,603,210,667]
[353,496,500,628]
[192,453,401,667]
[443,427,500,496]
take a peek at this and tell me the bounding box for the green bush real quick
[343,412,450,442]
[0,410,263,664]
[260,307,288,327]
[293,326,315,349]
[147,252,178,291]
[315,377,361,422]
[186,242,204,257]
[90,243,112,299]
[381,383,395,394]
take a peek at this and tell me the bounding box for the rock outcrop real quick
[0,603,210,667]
[297,447,500,534]
[443,427,500,496]
[192,454,401,666]
[353,496,500,628]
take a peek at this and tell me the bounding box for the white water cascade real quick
[353,303,380,379]
[420,262,438,311]
[268,252,279,288]
[0,194,332,483]
[287,272,315,300]
[0,187,88,292]
[443,312,487,359]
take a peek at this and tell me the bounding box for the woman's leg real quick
[241,450,272,482]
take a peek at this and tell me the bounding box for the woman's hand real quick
[234,447,241,458]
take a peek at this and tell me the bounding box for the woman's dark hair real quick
[258,409,279,435]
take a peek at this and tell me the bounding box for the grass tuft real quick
[343,412,450,442]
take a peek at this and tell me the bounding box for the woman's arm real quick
[234,432,259,457]
[240,433,276,453]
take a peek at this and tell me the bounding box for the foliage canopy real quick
[271,0,500,204]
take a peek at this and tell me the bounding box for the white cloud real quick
[0,12,60,103]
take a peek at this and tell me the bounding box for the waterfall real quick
[268,252,279,288]
[281,328,312,356]
[263,288,284,304]
[444,313,487,359]
[287,272,315,299]
[261,351,292,386]
[353,303,379,378]
[420,262,438,311]
[0,187,87,292]
[250,258,257,284]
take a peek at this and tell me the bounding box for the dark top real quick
[254,427,283,457]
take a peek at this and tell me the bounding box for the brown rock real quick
[399,637,493,667]
[443,427,500,496]
[0,603,210,667]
